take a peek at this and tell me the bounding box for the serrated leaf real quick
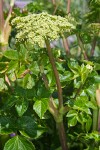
[68,116,77,127]
[15,100,28,117]
[85,101,97,109]
[17,116,45,138]
[66,110,77,117]
[4,50,18,60]
[4,136,35,150]
[33,99,48,119]
[0,116,15,135]
[7,61,18,73]
[22,74,35,89]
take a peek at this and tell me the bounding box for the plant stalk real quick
[90,37,97,56]
[45,39,63,108]
[62,37,70,55]
[57,122,68,150]
[92,109,98,131]
[45,39,68,150]
[98,108,100,133]
[62,0,71,56]
[67,0,71,14]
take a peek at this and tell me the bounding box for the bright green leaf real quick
[86,116,92,132]
[66,110,77,117]
[68,116,77,127]
[4,50,18,60]
[4,136,35,150]
[33,99,48,119]
[7,61,18,73]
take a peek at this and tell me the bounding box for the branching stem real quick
[45,39,68,150]
[90,37,97,56]
[45,39,63,108]
[62,36,70,55]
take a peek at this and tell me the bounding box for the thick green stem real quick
[96,88,100,132]
[92,109,98,131]
[98,108,100,133]
[57,122,68,150]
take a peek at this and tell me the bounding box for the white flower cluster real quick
[12,12,75,47]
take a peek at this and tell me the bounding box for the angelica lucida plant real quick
[11,12,75,150]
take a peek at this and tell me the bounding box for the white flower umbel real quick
[12,12,75,47]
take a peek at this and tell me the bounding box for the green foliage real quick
[0,0,100,150]
[4,136,35,150]
[33,98,49,119]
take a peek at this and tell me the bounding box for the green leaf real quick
[86,116,92,132]
[15,100,28,117]
[66,110,77,117]
[76,112,88,124]
[68,116,77,127]
[16,65,26,78]
[85,101,97,110]
[17,116,37,138]
[0,62,8,73]
[33,99,48,119]
[47,71,56,86]
[4,136,35,150]
[17,116,45,138]
[26,75,35,89]
[80,64,89,83]
[94,63,100,71]
[86,85,96,98]
[0,116,15,135]
[94,75,100,83]
[9,72,16,81]
[76,113,84,124]
[4,50,18,60]
[29,61,39,76]
[19,74,35,89]
[37,83,50,98]
[74,96,91,114]
[7,61,18,73]
[60,71,73,82]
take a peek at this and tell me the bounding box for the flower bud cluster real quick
[12,12,75,47]
[88,23,100,35]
